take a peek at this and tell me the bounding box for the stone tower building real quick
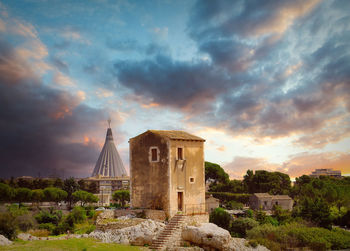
[129,130,206,217]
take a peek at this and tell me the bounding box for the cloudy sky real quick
[0,0,349,179]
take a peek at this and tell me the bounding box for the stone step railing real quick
[149,214,186,250]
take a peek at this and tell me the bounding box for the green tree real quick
[0,183,15,203]
[205,161,229,183]
[32,189,44,207]
[230,217,258,237]
[209,207,232,231]
[72,190,98,206]
[15,187,32,204]
[112,190,130,207]
[43,187,67,205]
[63,177,79,209]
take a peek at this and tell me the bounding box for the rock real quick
[225,238,270,251]
[167,247,204,251]
[182,223,231,250]
[17,233,31,241]
[89,219,165,246]
[0,235,12,246]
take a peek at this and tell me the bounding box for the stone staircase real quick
[150,214,186,250]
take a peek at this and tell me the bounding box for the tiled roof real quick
[148,130,205,141]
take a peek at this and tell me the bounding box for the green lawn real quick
[0,238,144,251]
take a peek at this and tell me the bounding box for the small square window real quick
[177,147,183,160]
[151,148,157,161]
[189,177,194,183]
[149,147,159,162]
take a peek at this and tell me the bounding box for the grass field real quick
[0,238,144,251]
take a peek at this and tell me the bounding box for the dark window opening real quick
[151,148,158,161]
[178,147,183,160]
[190,177,194,183]
[275,201,278,205]
[264,201,267,206]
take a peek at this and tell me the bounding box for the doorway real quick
[178,192,183,211]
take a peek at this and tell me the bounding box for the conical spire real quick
[91,120,127,177]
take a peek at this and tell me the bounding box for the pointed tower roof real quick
[91,120,127,177]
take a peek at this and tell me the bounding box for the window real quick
[264,201,267,206]
[151,148,157,161]
[149,147,159,162]
[177,147,183,160]
[275,201,278,205]
[189,177,195,183]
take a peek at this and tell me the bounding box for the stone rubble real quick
[0,235,12,246]
[89,219,165,246]
[182,223,269,251]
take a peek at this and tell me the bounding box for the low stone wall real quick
[114,209,143,218]
[96,218,146,231]
[184,214,209,226]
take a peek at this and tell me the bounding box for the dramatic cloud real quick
[0,40,112,178]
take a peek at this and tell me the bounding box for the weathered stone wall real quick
[130,132,170,211]
[169,140,205,217]
[183,214,209,226]
[144,209,167,221]
[272,199,293,211]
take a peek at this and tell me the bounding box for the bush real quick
[74,222,96,234]
[209,207,232,231]
[246,223,350,251]
[53,221,73,235]
[207,192,250,204]
[17,214,36,232]
[230,217,258,237]
[69,206,86,224]
[35,210,62,225]
[226,200,244,210]
[28,229,50,237]
[38,222,56,233]
[0,212,17,240]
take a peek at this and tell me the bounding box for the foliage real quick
[7,204,28,217]
[70,206,87,224]
[74,222,96,234]
[72,190,98,206]
[38,222,56,233]
[0,212,17,240]
[230,217,258,237]
[32,189,44,204]
[243,170,291,195]
[209,207,231,231]
[247,223,350,251]
[15,187,32,203]
[63,177,79,209]
[205,161,229,183]
[35,210,62,225]
[43,187,67,204]
[209,179,245,193]
[272,205,293,225]
[299,197,332,229]
[0,183,15,202]
[17,214,36,232]
[225,200,244,210]
[28,229,50,237]
[207,192,250,204]
[112,190,130,207]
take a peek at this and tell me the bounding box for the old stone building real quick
[249,193,293,211]
[129,130,206,217]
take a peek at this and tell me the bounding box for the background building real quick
[309,168,342,178]
[249,193,293,211]
[86,120,129,205]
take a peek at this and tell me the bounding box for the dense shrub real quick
[38,222,56,233]
[247,223,350,251]
[0,212,17,240]
[209,207,232,231]
[225,200,244,210]
[28,229,50,237]
[35,210,62,225]
[230,217,258,237]
[17,214,36,232]
[207,192,250,204]
[69,206,86,224]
